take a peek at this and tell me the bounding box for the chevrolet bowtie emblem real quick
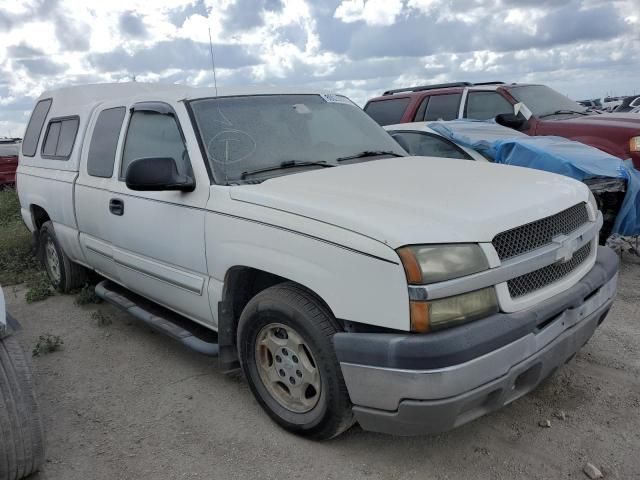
[553,234,580,264]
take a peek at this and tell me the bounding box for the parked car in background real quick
[0,138,21,186]
[601,96,624,112]
[17,83,619,438]
[364,82,640,168]
[384,121,629,242]
[0,285,45,480]
[577,99,603,111]
[614,95,640,113]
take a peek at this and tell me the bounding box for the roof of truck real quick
[38,83,335,106]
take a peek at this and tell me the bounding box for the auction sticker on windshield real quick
[320,93,357,106]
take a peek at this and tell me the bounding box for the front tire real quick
[237,283,354,440]
[39,221,87,292]
[0,335,45,480]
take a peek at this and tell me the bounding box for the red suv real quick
[364,82,640,169]
[0,138,20,186]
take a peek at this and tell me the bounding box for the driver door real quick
[107,101,213,325]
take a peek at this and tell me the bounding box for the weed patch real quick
[75,284,101,305]
[25,272,53,303]
[91,310,112,327]
[32,333,64,356]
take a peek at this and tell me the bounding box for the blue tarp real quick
[428,120,640,236]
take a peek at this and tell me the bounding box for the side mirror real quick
[495,113,526,131]
[125,157,195,192]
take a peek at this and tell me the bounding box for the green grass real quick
[0,187,45,295]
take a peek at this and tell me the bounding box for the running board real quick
[95,280,219,357]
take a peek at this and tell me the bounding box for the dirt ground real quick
[4,255,639,480]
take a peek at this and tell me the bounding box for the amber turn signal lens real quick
[397,247,423,284]
[410,301,430,333]
[630,136,640,153]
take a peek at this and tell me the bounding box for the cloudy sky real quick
[0,0,638,137]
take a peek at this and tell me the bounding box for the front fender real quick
[205,210,410,331]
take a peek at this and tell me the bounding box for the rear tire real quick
[39,221,87,292]
[237,282,354,440]
[0,335,45,480]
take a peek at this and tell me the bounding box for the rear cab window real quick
[41,117,80,160]
[364,97,411,126]
[87,107,126,178]
[22,99,52,157]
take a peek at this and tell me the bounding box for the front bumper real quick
[334,246,619,436]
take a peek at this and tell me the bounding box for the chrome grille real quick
[492,203,589,261]
[507,243,592,298]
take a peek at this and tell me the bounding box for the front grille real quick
[507,242,592,298]
[492,203,589,260]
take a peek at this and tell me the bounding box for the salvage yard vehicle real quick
[18,83,619,438]
[364,82,640,168]
[384,121,631,242]
[0,138,20,186]
[0,286,45,480]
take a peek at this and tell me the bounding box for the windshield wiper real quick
[240,160,334,179]
[539,109,589,118]
[336,150,405,162]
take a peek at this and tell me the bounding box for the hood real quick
[542,112,640,130]
[229,157,589,247]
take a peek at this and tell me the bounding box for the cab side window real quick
[465,92,513,120]
[87,107,126,178]
[364,98,411,126]
[121,110,190,179]
[424,94,462,121]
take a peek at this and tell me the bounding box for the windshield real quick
[189,94,406,183]
[507,85,587,117]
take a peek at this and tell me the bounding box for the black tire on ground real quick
[237,282,355,440]
[0,335,45,480]
[39,220,87,292]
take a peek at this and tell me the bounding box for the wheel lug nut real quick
[275,355,282,363]
[282,349,288,356]
[290,377,295,385]
[279,369,285,377]
[292,355,298,363]
[296,370,302,377]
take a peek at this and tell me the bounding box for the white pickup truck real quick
[17,83,619,439]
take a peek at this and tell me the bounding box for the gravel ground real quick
[4,255,639,480]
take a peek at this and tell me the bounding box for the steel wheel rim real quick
[45,237,61,284]
[255,323,321,413]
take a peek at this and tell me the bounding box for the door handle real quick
[109,198,124,216]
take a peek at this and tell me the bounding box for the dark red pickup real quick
[0,139,20,186]
[364,82,640,169]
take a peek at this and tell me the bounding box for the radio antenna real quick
[208,27,218,96]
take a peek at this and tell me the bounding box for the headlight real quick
[629,136,640,152]
[397,244,489,284]
[409,288,498,332]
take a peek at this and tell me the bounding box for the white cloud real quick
[334,0,404,26]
